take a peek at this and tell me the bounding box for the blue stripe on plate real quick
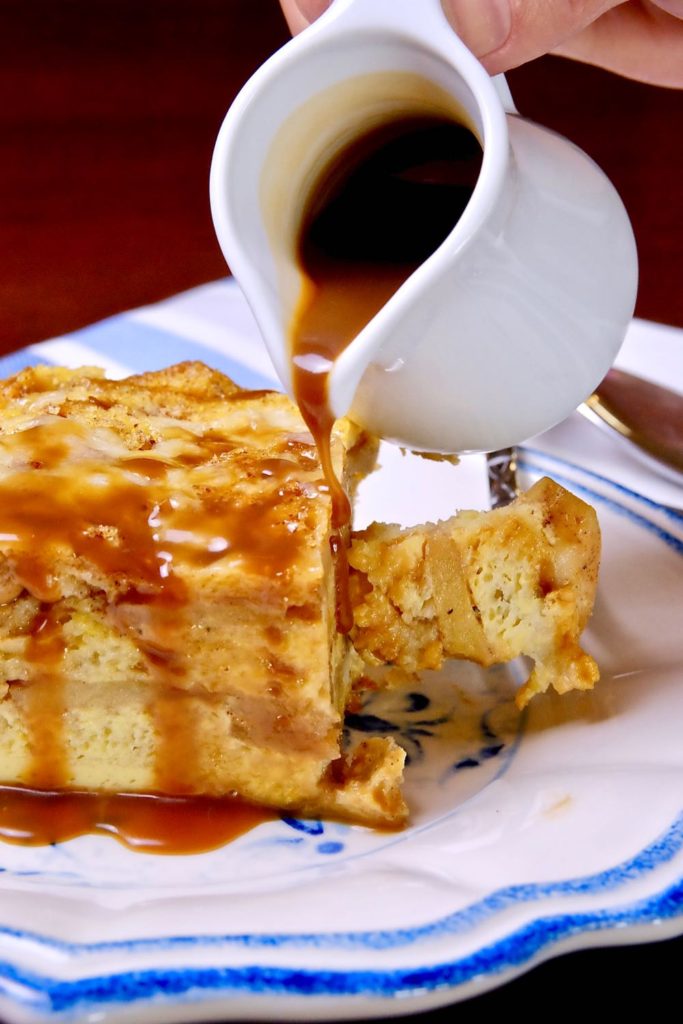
[68,317,277,390]
[6,317,277,392]
[523,445,683,524]
[3,874,683,1013]
[519,456,683,556]
[0,351,47,377]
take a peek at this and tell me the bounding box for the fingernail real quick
[295,0,332,22]
[280,0,330,32]
[442,0,512,58]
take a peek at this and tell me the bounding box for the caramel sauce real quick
[152,689,201,795]
[289,115,482,631]
[0,421,308,596]
[0,786,273,854]
[22,605,68,789]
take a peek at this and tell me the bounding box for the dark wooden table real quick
[1,2,682,1021]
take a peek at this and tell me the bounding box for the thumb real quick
[441,0,626,73]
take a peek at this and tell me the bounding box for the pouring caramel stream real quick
[289,114,482,631]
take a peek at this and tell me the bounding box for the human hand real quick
[279,1,683,87]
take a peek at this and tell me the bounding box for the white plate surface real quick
[0,285,681,1023]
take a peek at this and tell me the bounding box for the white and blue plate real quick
[0,282,681,1023]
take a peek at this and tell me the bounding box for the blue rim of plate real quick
[0,451,680,1020]
[3,868,683,1016]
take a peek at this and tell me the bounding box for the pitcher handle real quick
[492,73,519,114]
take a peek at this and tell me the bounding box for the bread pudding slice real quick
[349,477,600,709]
[0,362,601,833]
[0,362,406,827]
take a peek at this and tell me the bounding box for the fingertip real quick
[443,0,631,74]
[279,0,332,33]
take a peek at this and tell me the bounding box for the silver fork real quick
[486,447,520,509]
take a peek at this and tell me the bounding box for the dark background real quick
[0,0,681,1019]
[1,0,682,353]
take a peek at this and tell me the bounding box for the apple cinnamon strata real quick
[349,477,600,709]
[0,363,600,828]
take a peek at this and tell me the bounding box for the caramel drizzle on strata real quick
[0,416,322,824]
[23,604,68,789]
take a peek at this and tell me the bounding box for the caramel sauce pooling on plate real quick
[289,114,482,631]
[0,786,272,854]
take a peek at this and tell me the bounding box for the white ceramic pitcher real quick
[210,0,638,454]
